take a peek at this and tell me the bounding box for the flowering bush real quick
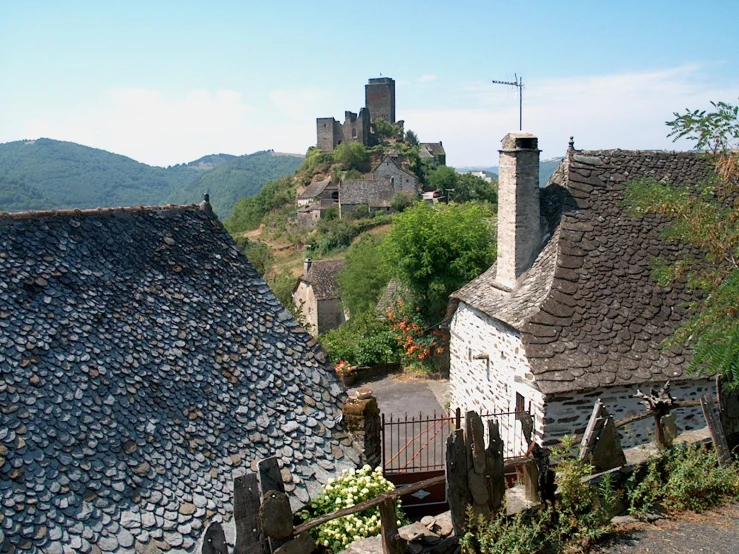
[334,360,355,378]
[299,465,403,553]
[386,299,447,364]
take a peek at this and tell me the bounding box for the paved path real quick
[348,375,449,473]
[599,503,739,553]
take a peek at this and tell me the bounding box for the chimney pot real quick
[303,257,312,276]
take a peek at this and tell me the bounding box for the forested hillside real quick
[457,158,561,187]
[0,139,302,217]
[168,152,304,218]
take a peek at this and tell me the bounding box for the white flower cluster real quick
[300,465,403,553]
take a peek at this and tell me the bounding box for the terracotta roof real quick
[300,260,344,300]
[0,204,359,552]
[452,149,713,395]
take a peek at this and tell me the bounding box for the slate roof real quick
[451,149,713,395]
[299,260,344,301]
[419,143,445,156]
[297,179,336,201]
[0,204,359,553]
[340,179,396,208]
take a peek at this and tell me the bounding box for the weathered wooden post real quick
[579,399,626,471]
[701,394,732,466]
[379,497,407,554]
[234,473,265,554]
[258,457,289,553]
[446,428,472,535]
[201,522,229,554]
[634,381,677,450]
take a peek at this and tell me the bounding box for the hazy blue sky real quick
[1,0,737,167]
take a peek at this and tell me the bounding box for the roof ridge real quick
[0,203,204,222]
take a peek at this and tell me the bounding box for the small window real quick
[515,392,525,414]
[352,127,357,138]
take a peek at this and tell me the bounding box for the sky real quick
[1,0,738,168]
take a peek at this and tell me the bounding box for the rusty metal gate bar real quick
[381,407,531,475]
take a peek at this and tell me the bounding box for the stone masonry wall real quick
[365,78,395,124]
[543,379,713,449]
[293,281,318,335]
[451,302,711,451]
[449,302,545,456]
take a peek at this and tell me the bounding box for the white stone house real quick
[293,258,346,336]
[446,133,715,452]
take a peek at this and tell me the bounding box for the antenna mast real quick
[491,74,524,130]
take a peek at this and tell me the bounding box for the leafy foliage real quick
[299,466,402,554]
[386,299,446,366]
[627,443,739,517]
[374,118,402,141]
[234,236,273,276]
[625,99,739,386]
[332,142,369,172]
[319,312,399,367]
[425,166,498,204]
[337,234,391,318]
[383,202,496,322]
[404,129,419,147]
[225,176,297,233]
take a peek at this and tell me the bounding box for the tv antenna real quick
[491,74,524,131]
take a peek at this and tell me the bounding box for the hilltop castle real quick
[316,77,403,150]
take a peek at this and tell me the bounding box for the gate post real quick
[343,394,382,468]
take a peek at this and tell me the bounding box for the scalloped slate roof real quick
[0,205,359,553]
[452,149,713,395]
[300,260,344,301]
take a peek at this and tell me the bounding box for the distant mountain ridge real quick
[0,139,303,218]
[457,158,563,188]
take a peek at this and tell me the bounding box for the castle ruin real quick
[317,77,403,150]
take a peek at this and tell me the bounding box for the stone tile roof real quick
[340,179,396,208]
[452,149,713,395]
[0,205,359,553]
[300,260,344,301]
[297,179,336,201]
[419,143,445,156]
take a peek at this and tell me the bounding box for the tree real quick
[426,165,457,193]
[391,192,415,212]
[383,202,496,322]
[626,99,739,386]
[454,173,498,204]
[337,234,391,318]
[404,129,419,147]
[374,118,400,141]
[332,142,369,171]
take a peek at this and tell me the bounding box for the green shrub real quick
[320,312,399,366]
[460,508,551,554]
[627,443,739,517]
[299,465,402,553]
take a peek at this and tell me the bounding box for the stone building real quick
[372,155,419,193]
[0,200,360,553]
[297,178,338,206]
[317,78,402,151]
[446,132,714,454]
[419,142,447,166]
[292,258,346,336]
[338,156,420,217]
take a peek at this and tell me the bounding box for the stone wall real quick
[317,117,343,150]
[450,302,711,451]
[342,396,382,468]
[449,302,545,456]
[365,78,395,124]
[373,158,419,193]
[316,297,346,335]
[293,281,318,335]
[543,379,712,449]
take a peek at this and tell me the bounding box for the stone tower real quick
[494,132,541,291]
[365,77,396,124]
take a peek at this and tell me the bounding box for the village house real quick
[296,179,339,227]
[292,258,346,336]
[418,142,446,167]
[339,156,419,218]
[0,199,359,553]
[446,133,714,452]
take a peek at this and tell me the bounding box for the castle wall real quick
[365,78,395,124]
[317,118,344,150]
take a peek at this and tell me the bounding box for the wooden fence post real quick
[701,394,732,466]
[258,457,288,553]
[379,497,407,554]
[201,522,229,554]
[446,429,471,535]
[579,399,626,472]
[234,473,265,554]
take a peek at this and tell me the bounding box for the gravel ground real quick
[598,503,739,553]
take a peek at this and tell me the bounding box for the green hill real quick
[167,151,304,218]
[457,158,562,188]
[0,139,303,218]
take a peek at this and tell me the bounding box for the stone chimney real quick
[494,132,541,291]
[303,257,312,276]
